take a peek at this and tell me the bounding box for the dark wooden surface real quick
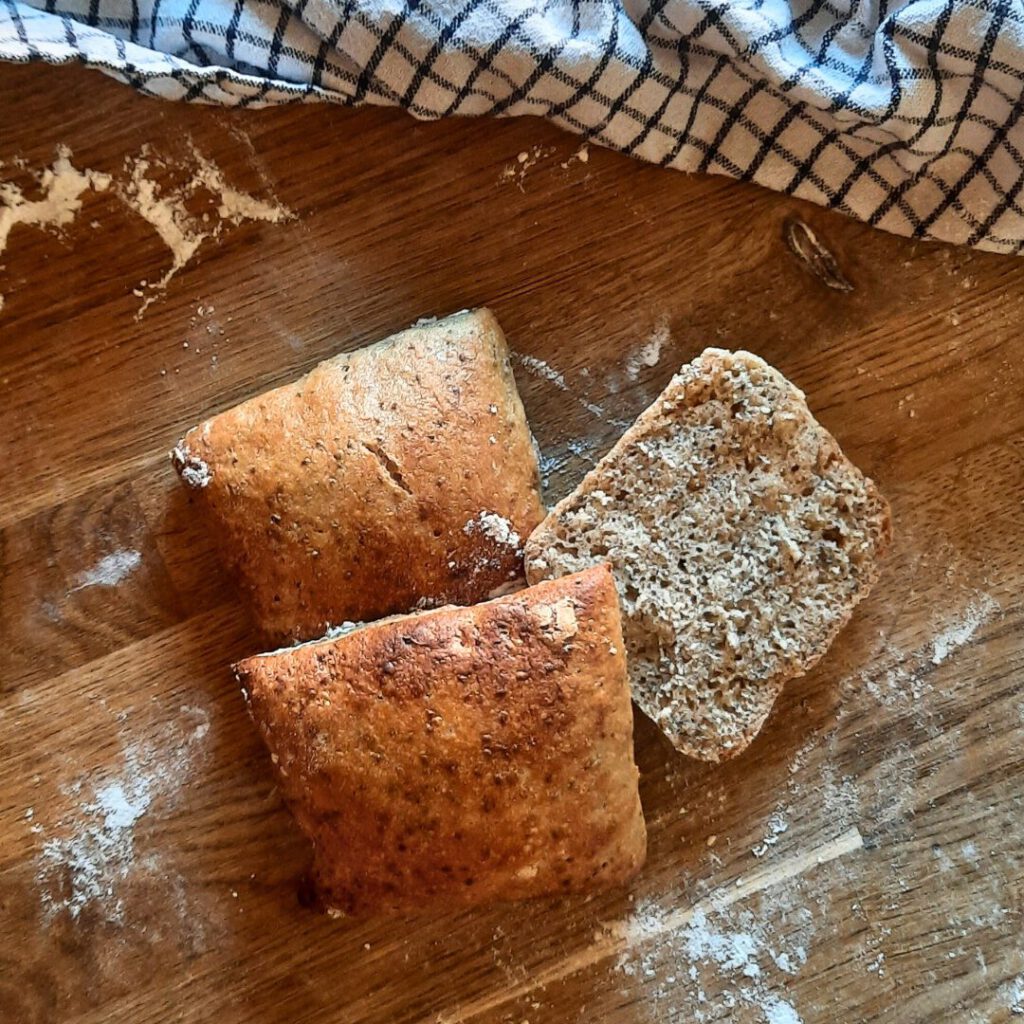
[1,60,1022,1024]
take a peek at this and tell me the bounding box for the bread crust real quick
[234,564,647,916]
[525,348,892,762]
[172,309,545,643]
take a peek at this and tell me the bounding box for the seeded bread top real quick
[172,308,545,644]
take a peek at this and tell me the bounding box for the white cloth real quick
[3,0,1023,253]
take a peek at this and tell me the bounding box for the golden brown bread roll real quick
[172,309,545,644]
[233,564,647,916]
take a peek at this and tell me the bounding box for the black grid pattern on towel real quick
[3,0,1024,253]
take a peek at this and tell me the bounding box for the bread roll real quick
[233,564,646,916]
[525,348,891,762]
[172,309,545,643]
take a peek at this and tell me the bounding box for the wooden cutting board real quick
[1,61,1022,1024]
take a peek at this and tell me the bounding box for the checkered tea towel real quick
[3,0,1023,253]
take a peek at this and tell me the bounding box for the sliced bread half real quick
[524,348,891,761]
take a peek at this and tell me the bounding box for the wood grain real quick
[1,60,1022,1024]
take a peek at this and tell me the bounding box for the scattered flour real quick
[0,146,111,310]
[960,840,980,866]
[615,900,807,1024]
[40,773,152,922]
[930,593,999,664]
[123,153,203,297]
[860,658,917,709]
[851,590,1001,713]
[565,435,603,464]
[679,908,761,976]
[752,811,790,859]
[626,317,670,380]
[432,829,857,1023]
[537,433,605,494]
[464,510,522,551]
[171,442,213,488]
[121,143,293,317]
[761,994,803,1024]
[37,705,211,925]
[191,148,291,226]
[820,763,861,837]
[773,951,800,974]
[499,145,556,190]
[866,952,886,977]
[606,829,865,1023]
[0,145,111,254]
[932,845,957,872]
[786,734,818,778]
[70,549,142,593]
[560,143,591,169]
[514,352,604,417]
[1,142,291,318]
[516,353,569,391]
[998,973,1024,1015]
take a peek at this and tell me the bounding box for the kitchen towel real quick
[2,0,1023,253]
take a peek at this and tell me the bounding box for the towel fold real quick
[3,0,1023,253]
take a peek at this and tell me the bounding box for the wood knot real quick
[784,218,854,292]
